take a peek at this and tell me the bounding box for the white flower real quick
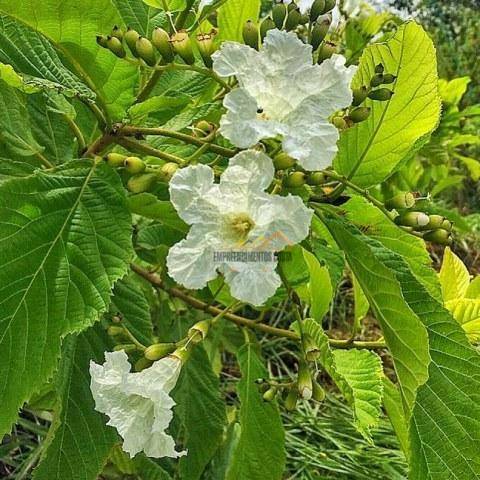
[282,0,316,15]
[90,351,186,459]
[212,29,357,171]
[199,0,214,10]
[166,150,313,306]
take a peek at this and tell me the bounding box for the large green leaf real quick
[439,247,470,302]
[226,343,285,480]
[174,346,226,480]
[218,0,261,42]
[322,210,480,479]
[0,160,133,437]
[335,22,441,187]
[112,0,167,36]
[33,327,118,480]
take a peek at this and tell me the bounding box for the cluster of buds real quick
[96,25,219,69]
[272,153,326,189]
[386,192,453,245]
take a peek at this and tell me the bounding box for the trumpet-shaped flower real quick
[90,351,186,459]
[166,150,313,306]
[212,29,356,171]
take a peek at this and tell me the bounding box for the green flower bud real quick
[310,16,331,51]
[299,13,310,25]
[285,7,301,31]
[370,73,384,88]
[196,29,218,68]
[385,192,416,210]
[302,333,320,360]
[317,41,337,63]
[382,73,396,84]
[441,219,453,232]
[208,11,218,28]
[135,357,153,372]
[368,88,394,101]
[284,388,299,411]
[171,346,191,364]
[161,162,179,180]
[394,211,430,228]
[263,387,278,402]
[272,3,287,29]
[136,36,157,66]
[152,27,175,63]
[284,171,306,188]
[374,63,384,74]
[312,381,326,402]
[107,325,125,337]
[349,106,371,123]
[106,35,126,58]
[124,156,146,174]
[298,361,313,400]
[127,173,158,193]
[105,152,127,168]
[423,229,452,246]
[332,116,348,129]
[273,152,296,170]
[194,120,215,137]
[421,214,445,231]
[352,86,369,106]
[171,30,195,65]
[144,343,176,361]
[324,0,336,11]
[114,343,137,353]
[125,27,140,57]
[310,0,327,21]
[96,35,109,49]
[242,20,259,50]
[260,16,276,41]
[111,25,124,41]
[188,319,210,343]
[306,172,326,186]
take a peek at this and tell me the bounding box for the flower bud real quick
[385,192,416,210]
[135,357,152,372]
[144,343,176,361]
[370,73,384,88]
[127,173,158,193]
[332,116,348,129]
[382,73,396,84]
[349,106,371,123]
[317,41,337,62]
[284,171,306,188]
[284,388,299,411]
[310,16,331,51]
[107,326,125,337]
[423,229,452,246]
[306,172,326,186]
[105,152,127,167]
[324,0,336,12]
[312,381,326,402]
[171,30,195,65]
[442,219,453,232]
[285,7,301,31]
[298,361,313,400]
[136,36,157,66]
[302,333,320,360]
[124,156,146,174]
[369,88,394,101]
[242,20,259,50]
[106,36,126,58]
[394,211,430,228]
[196,29,218,67]
[114,343,137,353]
[374,63,384,74]
[125,27,140,57]
[310,0,327,21]
[273,152,296,170]
[152,27,175,63]
[111,25,124,41]
[260,16,276,41]
[161,162,179,180]
[299,12,310,25]
[263,387,278,402]
[419,214,445,231]
[352,86,369,106]
[171,346,191,363]
[96,35,109,48]
[188,319,210,343]
[208,11,218,27]
[272,3,287,29]
[194,120,215,137]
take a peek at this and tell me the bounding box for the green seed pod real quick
[310,16,331,51]
[127,173,158,193]
[284,171,306,188]
[349,106,371,123]
[384,192,416,210]
[352,86,369,106]
[96,35,109,48]
[272,3,287,29]
[114,343,137,353]
[242,20,259,50]
[106,36,126,58]
[107,325,125,337]
[285,7,301,31]
[369,88,394,101]
[263,387,278,402]
[312,381,326,402]
[105,152,127,168]
[194,120,215,137]
[303,333,320,361]
[298,361,313,400]
[273,152,296,170]
[260,16,276,41]
[374,63,384,74]
[370,73,384,87]
[394,211,430,228]
[161,162,179,180]
[136,36,157,66]
[317,41,337,62]
[188,319,210,343]
[441,219,453,232]
[144,343,176,361]
[152,27,175,63]
[196,29,218,68]
[284,388,299,411]
[423,229,452,246]
[111,25,124,41]
[324,0,336,12]
[310,0,327,21]
[306,172,326,186]
[171,30,195,65]
[124,156,146,174]
[332,116,348,129]
[125,27,140,57]
[382,73,396,84]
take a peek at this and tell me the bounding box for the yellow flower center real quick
[224,213,255,244]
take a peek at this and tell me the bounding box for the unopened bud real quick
[273,152,296,170]
[152,27,174,63]
[284,171,306,188]
[127,173,158,193]
[284,388,299,411]
[382,73,396,84]
[385,192,416,210]
[312,381,326,402]
[171,346,191,363]
[125,27,140,57]
[136,36,157,66]
[171,30,195,65]
[332,116,348,129]
[263,387,278,402]
[194,120,215,137]
[310,0,327,21]
[196,29,218,67]
[161,162,179,180]
[242,20,259,50]
[285,7,301,31]
[352,86,369,106]
[135,357,152,372]
[441,219,453,232]
[144,343,176,361]
[349,106,371,123]
[96,35,109,48]
[188,319,210,343]
[105,152,127,167]
[423,229,452,246]
[260,17,276,41]
[317,41,337,62]
[111,25,124,41]
[370,73,384,88]
[416,214,445,231]
[369,88,394,101]
[208,11,218,27]
[107,326,125,337]
[324,0,336,12]
[299,12,310,25]
[394,211,430,228]
[114,343,137,353]
[302,333,320,360]
[272,3,287,29]
[124,156,146,174]
[106,36,126,58]
[310,16,331,51]
[298,361,313,400]
[374,63,384,74]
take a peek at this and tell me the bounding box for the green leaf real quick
[174,346,226,480]
[218,0,261,42]
[0,158,36,181]
[112,0,167,36]
[439,247,470,302]
[353,273,369,322]
[33,326,118,480]
[0,160,133,437]
[335,22,441,187]
[438,76,471,106]
[142,0,185,10]
[446,298,480,342]
[226,343,285,480]
[132,456,172,479]
[128,94,192,124]
[466,276,480,298]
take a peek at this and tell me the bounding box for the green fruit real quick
[370,73,384,87]
[152,27,174,63]
[242,20,259,50]
[385,192,416,210]
[423,229,452,246]
[125,27,140,57]
[284,171,306,188]
[352,86,369,106]
[161,162,179,180]
[324,0,336,12]
[263,387,278,402]
[310,16,331,50]
[349,106,371,123]
[260,16,276,41]
[124,156,146,174]
[96,35,108,48]
[312,381,326,402]
[332,116,348,129]
[111,25,124,41]
[136,36,157,66]
[369,88,394,101]
[285,7,301,31]
[273,152,296,170]
[196,29,218,67]
[394,211,430,228]
[105,152,127,167]
[127,173,158,193]
[171,30,195,65]
[382,73,397,84]
[272,3,287,29]
[307,172,326,186]
[374,63,384,74]
[284,388,299,411]
[310,0,327,21]
[317,41,337,62]
[106,36,126,58]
